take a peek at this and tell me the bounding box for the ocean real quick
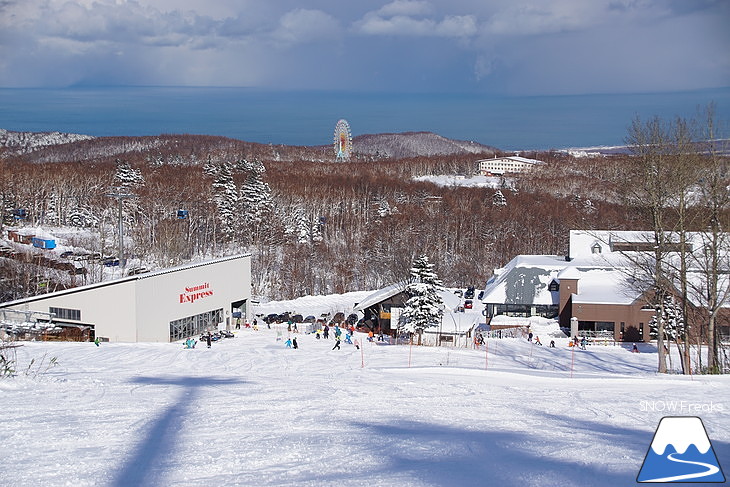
[1,86,728,151]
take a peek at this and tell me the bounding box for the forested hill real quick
[351,132,496,159]
[0,129,496,164]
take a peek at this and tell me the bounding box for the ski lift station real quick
[0,254,251,343]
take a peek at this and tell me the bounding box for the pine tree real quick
[401,254,444,345]
[239,160,273,244]
[492,189,507,207]
[211,162,237,242]
[113,159,145,188]
[649,294,685,371]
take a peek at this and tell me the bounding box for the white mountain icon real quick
[651,417,711,455]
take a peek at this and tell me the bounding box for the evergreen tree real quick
[492,189,507,207]
[239,160,273,244]
[211,162,237,242]
[401,254,444,345]
[649,294,685,371]
[113,159,145,188]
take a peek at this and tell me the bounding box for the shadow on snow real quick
[110,376,247,487]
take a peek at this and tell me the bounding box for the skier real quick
[323,325,330,339]
[632,343,640,353]
[332,337,341,350]
[285,338,292,348]
[293,337,298,349]
[580,336,587,350]
[528,331,533,342]
[345,333,352,344]
[205,331,212,348]
[549,340,555,348]
[534,336,542,346]
[94,337,100,347]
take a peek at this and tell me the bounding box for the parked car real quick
[303,315,316,323]
[60,250,74,258]
[264,313,280,324]
[464,286,475,299]
[291,314,303,323]
[127,266,149,276]
[464,299,473,309]
[102,257,119,267]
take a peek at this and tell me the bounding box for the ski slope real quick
[1,329,728,487]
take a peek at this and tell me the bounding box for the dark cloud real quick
[0,0,727,93]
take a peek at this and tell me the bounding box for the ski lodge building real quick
[480,230,730,342]
[478,155,544,176]
[0,254,252,343]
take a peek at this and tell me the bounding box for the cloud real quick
[0,0,727,94]
[355,1,477,38]
[271,8,341,46]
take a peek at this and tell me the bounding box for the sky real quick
[0,0,729,95]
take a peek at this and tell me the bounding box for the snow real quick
[414,174,504,188]
[2,318,728,487]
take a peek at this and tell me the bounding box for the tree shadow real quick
[280,418,641,487]
[110,376,247,487]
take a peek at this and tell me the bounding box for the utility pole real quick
[106,186,134,273]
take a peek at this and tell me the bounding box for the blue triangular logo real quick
[637,416,726,483]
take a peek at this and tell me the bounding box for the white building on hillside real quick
[0,254,252,343]
[478,156,544,176]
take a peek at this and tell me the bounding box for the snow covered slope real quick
[2,329,727,487]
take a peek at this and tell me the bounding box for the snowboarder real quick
[292,337,298,349]
[632,343,639,353]
[332,337,341,350]
[534,336,542,346]
[549,340,555,348]
[94,337,100,347]
[184,337,196,349]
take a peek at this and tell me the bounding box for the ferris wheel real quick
[334,119,353,161]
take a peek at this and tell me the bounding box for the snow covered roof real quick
[355,283,462,312]
[566,267,640,305]
[354,283,406,311]
[481,255,567,306]
[0,254,252,308]
[477,156,543,165]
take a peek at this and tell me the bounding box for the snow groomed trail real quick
[1,329,728,487]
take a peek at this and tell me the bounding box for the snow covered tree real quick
[492,189,507,207]
[211,162,237,242]
[239,160,273,244]
[113,159,145,188]
[401,254,444,345]
[649,294,685,371]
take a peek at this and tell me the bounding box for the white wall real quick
[1,255,252,343]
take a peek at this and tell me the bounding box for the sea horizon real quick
[1,86,728,152]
